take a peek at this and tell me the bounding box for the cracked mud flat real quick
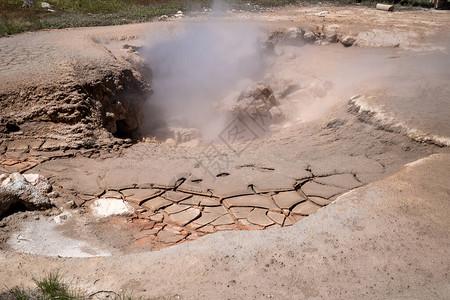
[1,5,450,299]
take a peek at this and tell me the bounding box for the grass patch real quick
[0,0,437,37]
[33,272,82,299]
[5,286,29,300]
[0,0,45,35]
[1,272,82,300]
[1,271,142,300]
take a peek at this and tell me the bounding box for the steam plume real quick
[141,1,265,141]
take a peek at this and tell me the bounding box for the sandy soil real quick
[0,4,449,299]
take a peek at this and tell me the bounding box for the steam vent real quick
[0,1,449,299]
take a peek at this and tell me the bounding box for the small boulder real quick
[22,0,33,8]
[314,11,330,17]
[303,31,317,42]
[341,36,356,47]
[40,2,51,9]
[0,173,53,217]
[23,173,51,193]
[174,10,184,18]
[325,31,338,43]
[283,27,305,45]
[158,15,169,21]
[54,211,72,224]
[155,127,200,144]
[233,84,279,118]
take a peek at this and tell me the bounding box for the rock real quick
[54,211,71,224]
[303,31,317,42]
[90,198,134,217]
[174,10,184,18]
[1,174,11,185]
[40,2,51,9]
[23,174,51,193]
[169,207,201,226]
[341,36,356,47]
[286,27,302,38]
[314,11,330,17]
[173,127,200,144]
[376,3,394,11]
[231,84,279,123]
[22,0,33,7]
[291,200,321,215]
[0,173,53,216]
[247,208,274,227]
[325,31,339,43]
[158,15,169,21]
[282,27,305,45]
[268,106,284,121]
[47,191,59,199]
[314,40,323,46]
[156,127,200,144]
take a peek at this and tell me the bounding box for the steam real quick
[141,1,265,141]
[140,1,448,145]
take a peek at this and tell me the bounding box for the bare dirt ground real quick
[0,4,449,299]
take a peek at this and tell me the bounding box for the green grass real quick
[6,286,30,300]
[0,0,437,37]
[33,272,82,299]
[1,272,82,300]
[0,0,212,36]
[0,0,45,35]
[1,271,141,300]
